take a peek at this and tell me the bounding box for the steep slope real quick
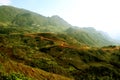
[0,5,47,26]
[0,5,117,47]
[0,33,120,80]
[0,60,73,80]
[65,27,116,47]
[0,5,71,33]
[0,5,120,80]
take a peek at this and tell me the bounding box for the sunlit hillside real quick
[0,6,120,80]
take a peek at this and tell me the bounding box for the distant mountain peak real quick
[51,15,60,18]
[51,15,66,22]
[0,5,118,46]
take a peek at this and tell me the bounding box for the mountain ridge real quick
[0,5,117,47]
[0,5,120,80]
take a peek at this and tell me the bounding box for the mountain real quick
[65,27,117,47]
[0,32,120,80]
[0,5,71,33]
[0,5,120,80]
[0,5,117,47]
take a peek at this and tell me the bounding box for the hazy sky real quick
[0,0,120,39]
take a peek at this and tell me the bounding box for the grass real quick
[0,33,120,80]
[0,60,73,80]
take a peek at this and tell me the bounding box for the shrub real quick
[0,72,33,80]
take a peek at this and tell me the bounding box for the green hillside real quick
[0,5,120,80]
[0,5,117,46]
[65,27,116,47]
[0,6,71,33]
[0,33,120,80]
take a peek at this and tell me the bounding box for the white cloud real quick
[0,0,11,5]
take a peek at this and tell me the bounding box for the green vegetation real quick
[66,27,117,47]
[0,5,117,46]
[0,33,120,80]
[0,5,120,80]
[0,72,33,80]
